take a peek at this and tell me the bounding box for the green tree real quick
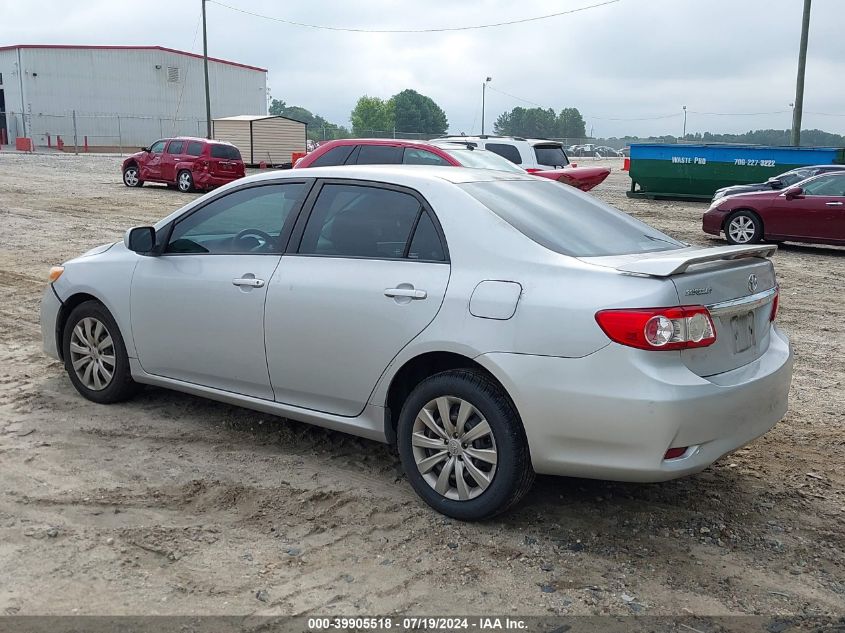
[350,96,395,136]
[268,98,350,141]
[557,107,586,138]
[388,89,448,136]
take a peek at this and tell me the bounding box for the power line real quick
[206,0,620,33]
[689,110,790,116]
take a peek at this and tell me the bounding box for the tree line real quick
[271,93,844,147]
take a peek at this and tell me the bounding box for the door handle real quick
[384,287,427,300]
[825,201,843,206]
[233,277,265,288]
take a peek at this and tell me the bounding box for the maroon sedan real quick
[294,138,609,191]
[703,172,845,246]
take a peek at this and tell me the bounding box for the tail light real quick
[770,287,779,321]
[525,168,542,174]
[595,306,717,351]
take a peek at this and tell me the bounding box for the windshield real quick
[778,169,811,186]
[440,147,526,173]
[532,144,570,167]
[460,179,684,257]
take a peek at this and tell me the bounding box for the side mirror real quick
[141,147,149,152]
[784,186,803,200]
[124,226,156,254]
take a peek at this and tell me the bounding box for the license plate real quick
[731,312,755,353]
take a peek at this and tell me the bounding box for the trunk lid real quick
[582,245,778,376]
[533,166,611,191]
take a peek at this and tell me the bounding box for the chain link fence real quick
[1,111,208,153]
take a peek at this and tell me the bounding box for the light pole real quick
[682,105,687,140]
[481,77,492,135]
[202,0,212,139]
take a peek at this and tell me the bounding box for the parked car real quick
[122,137,245,193]
[703,171,845,246]
[712,165,845,201]
[438,136,610,190]
[593,145,622,157]
[43,166,792,520]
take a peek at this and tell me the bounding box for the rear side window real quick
[186,141,204,156]
[532,144,570,167]
[461,180,684,257]
[484,143,522,165]
[166,140,185,154]
[356,145,403,165]
[408,212,445,261]
[403,148,450,166]
[299,184,421,259]
[210,144,241,160]
[309,145,355,167]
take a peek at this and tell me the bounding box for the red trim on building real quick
[0,44,267,73]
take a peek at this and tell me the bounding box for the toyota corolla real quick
[41,166,793,520]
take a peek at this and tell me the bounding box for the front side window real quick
[186,141,204,156]
[210,144,241,160]
[166,183,307,254]
[355,145,403,165]
[166,140,184,154]
[149,140,166,154]
[402,148,451,166]
[299,184,422,259]
[484,143,523,165]
[801,174,845,197]
[310,144,356,167]
[532,144,570,167]
[461,179,684,257]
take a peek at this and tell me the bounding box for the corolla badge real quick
[748,274,759,293]
[685,287,712,296]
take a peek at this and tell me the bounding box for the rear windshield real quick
[441,148,525,173]
[460,180,684,257]
[532,144,570,167]
[210,144,241,160]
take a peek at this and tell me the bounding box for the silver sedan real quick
[41,166,793,520]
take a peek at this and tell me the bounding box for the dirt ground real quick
[0,152,843,617]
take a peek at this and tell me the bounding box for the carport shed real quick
[212,114,306,166]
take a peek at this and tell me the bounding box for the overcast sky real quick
[3,0,843,137]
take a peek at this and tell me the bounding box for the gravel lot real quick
[0,152,843,617]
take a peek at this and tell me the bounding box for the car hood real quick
[717,189,783,204]
[716,183,771,195]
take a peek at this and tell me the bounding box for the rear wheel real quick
[397,369,534,521]
[725,210,763,244]
[122,165,143,187]
[62,301,138,404]
[177,169,194,193]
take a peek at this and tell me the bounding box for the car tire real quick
[62,300,139,404]
[397,369,534,521]
[177,169,194,193]
[725,210,763,244]
[122,165,144,188]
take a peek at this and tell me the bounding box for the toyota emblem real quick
[748,274,758,293]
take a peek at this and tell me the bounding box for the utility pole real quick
[682,105,687,140]
[481,77,491,135]
[202,0,212,139]
[791,0,811,146]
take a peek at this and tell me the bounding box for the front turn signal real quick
[48,266,64,282]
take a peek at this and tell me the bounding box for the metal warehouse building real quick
[0,44,267,150]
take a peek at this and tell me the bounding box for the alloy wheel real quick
[728,216,755,243]
[69,317,116,391]
[178,172,192,191]
[124,168,139,186]
[411,396,498,501]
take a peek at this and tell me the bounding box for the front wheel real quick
[177,169,194,193]
[725,210,763,244]
[397,369,534,521]
[62,301,139,404]
[122,165,143,187]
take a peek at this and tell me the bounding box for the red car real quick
[293,138,608,191]
[121,137,245,193]
[703,171,845,246]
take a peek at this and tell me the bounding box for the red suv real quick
[122,137,245,193]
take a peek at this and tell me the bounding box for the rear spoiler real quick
[581,244,777,277]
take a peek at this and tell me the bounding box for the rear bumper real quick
[40,285,63,361]
[193,171,243,189]
[478,325,793,482]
